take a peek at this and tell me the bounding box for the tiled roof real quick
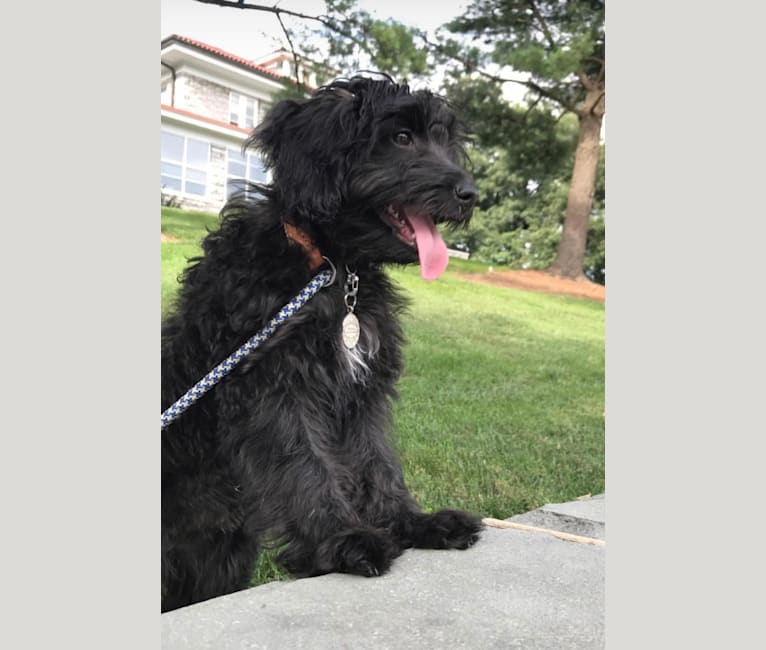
[162,34,284,81]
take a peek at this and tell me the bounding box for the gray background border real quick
[2,2,763,648]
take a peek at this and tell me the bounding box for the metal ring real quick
[321,256,337,287]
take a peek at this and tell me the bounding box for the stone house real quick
[160,35,295,213]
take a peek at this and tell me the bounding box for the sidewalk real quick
[161,494,605,649]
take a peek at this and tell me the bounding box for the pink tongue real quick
[406,212,449,280]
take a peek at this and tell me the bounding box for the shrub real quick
[161,190,183,208]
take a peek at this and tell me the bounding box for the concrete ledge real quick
[162,496,605,649]
[509,494,605,541]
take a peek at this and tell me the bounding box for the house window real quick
[226,148,268,198]
[161,131,209,197]
[229,92,259,130]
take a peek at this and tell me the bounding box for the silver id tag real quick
[342,312,360,349]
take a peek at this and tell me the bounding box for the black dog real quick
[161,75,482,613]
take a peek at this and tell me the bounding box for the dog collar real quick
[284,223,325,272]
[283,222,361,350]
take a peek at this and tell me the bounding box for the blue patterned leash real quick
[161,266,335,429]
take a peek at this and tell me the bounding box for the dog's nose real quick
[454,182,479,207]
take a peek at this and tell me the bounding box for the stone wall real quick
[177,74,230,123]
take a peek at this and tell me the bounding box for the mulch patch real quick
[454,269,605,302]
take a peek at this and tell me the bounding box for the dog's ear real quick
[246,89,359,224]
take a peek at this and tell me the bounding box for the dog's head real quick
[248,75,477,279]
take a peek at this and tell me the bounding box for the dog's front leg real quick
[350,423,484,553]
[273,458,403,579]
[368,494,484,552]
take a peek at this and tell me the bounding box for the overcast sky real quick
[161,0,471,62]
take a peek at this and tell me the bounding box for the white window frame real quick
[229,92,259,130]
[161,131,210,198]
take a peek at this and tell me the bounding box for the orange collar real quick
[284,223,325,272]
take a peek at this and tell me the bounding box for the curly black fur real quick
[161,75,482,612]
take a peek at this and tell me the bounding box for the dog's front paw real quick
[412,509,483,550]
[320,528,400,577]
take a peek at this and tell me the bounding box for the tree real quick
[438,73,605,283]
[435,99,605,284]
[446,0,605,280]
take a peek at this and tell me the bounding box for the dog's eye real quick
[393,131,413,147]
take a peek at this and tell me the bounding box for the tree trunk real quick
[548,86,604,281]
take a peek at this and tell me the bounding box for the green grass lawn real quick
[161,207,220,310]
[161,206,604,584]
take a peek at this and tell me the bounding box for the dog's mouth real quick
[381,205,449,280]
[382,205,418,247]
